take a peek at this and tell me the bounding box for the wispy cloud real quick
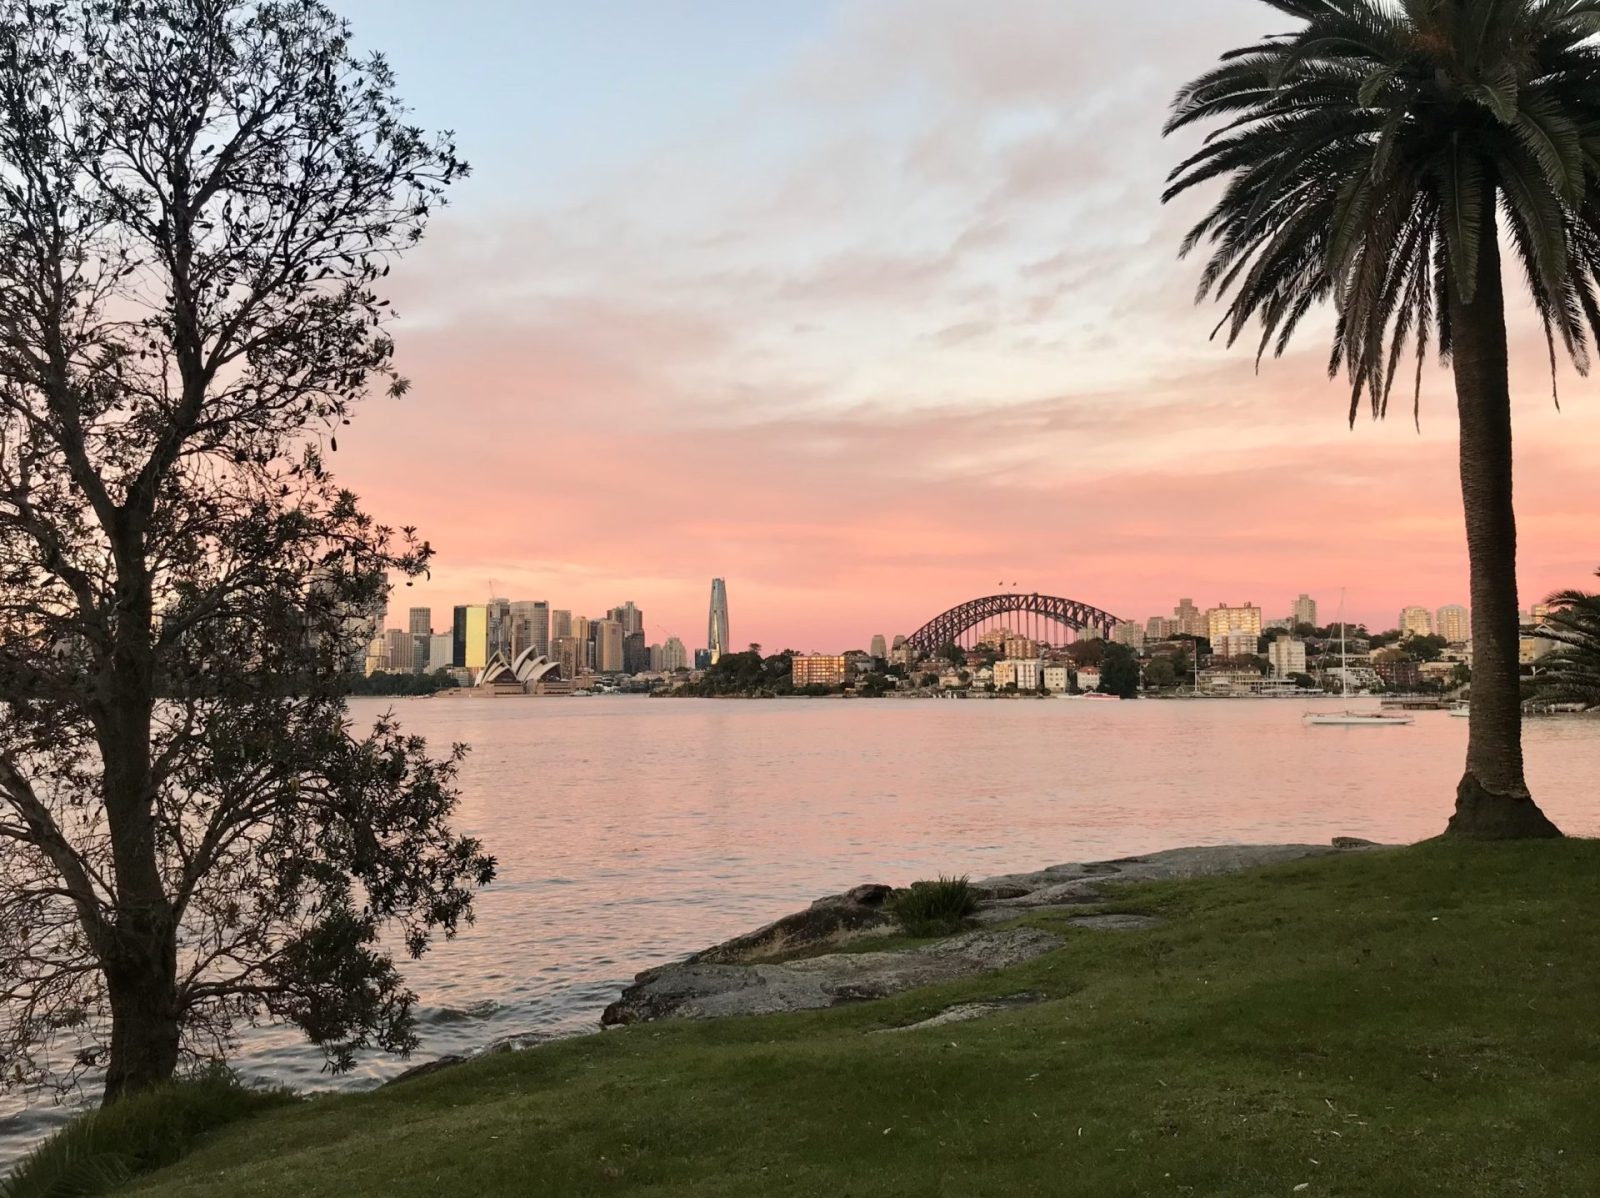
[334,0,1600,644]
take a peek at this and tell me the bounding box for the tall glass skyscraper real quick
[707,578,730,664]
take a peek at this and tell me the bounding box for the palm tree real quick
[1527,571,1600,708]
[1161,0,1600,838]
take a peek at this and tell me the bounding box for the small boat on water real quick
[1303,709,1415,727]
[1449,703,1470,718]
[1305,588,1414,728]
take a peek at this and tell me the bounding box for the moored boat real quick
[1303,709,1415,726]
[1305,589,1413,729]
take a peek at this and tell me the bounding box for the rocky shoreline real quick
[392,838,1380,1085]
[600,838,1380,1025]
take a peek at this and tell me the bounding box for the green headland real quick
[10,838,1590,1197]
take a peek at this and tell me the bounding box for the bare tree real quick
[0,0,494,1102]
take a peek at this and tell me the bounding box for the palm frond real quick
[1163,0,1600,422]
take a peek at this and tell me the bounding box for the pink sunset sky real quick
[329,0,1600,652]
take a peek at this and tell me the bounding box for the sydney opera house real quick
[466,648,572,696]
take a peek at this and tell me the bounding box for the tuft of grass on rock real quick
[888,874,980,936]
[0,1065,293,1198]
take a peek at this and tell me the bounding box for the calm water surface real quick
[5,695,1599,1163]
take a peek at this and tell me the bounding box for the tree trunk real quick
[1445,215,1561,839]
[102,940,181,1102]
[100,550,184,1100]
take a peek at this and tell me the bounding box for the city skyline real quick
[325,0,1599,652]
[377,582,1486,666]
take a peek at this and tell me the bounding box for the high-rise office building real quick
[1399,606,1433,637]
[364,634,388,675]
[451,606,468,668]
[568,616,595,671]
[552,636,583,681]
[509,600,550,659]
[870,634,888,659]
[595,620,624,673]
[609,601,644,638]
[1113,621,1146,649]
[485,598,511,661]
[452,605,488,670]
[384,627,415,672]
[707,578,730,664]
[551,609,573,641]
[1436,604,1470,644]
[1292,593,1317,629]
[337,586,386,675]
[468,605,489,670]
[1174,598,1205,638]
[623,631,648,674]
[427,633,452,674]
[659,636,688,672]
[408,607,432,672]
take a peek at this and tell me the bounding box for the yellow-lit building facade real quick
[792,655,848,687]
[464,605,488,670]
[1206,603,1263,643]
[1435,604,1470,644]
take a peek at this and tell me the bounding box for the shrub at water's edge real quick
[888,875,980,937]
[0,1067,293,1198]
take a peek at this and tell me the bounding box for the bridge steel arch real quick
[904,593,1123,656]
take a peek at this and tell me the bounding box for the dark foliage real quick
[678,650,796,697]
[0,0,494,1102]
[1526,572,1600,708]
[344,669,460,697]
[1098,643,1142,698]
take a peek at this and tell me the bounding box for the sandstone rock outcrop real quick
[602,841,1380,1026]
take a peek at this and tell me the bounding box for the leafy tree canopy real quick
[0,0,492,1102]
[1099,643,1142,699]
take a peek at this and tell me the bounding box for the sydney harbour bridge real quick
[904,592,1123,656]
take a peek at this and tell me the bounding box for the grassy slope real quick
[132,841,1600,1197]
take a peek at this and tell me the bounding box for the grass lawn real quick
[122,839,1600,1196]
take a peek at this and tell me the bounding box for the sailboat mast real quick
[1339,587,1347,699]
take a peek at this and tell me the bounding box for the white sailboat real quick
[1304,590,1414,727]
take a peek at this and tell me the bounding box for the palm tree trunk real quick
[1445,217,1560,839]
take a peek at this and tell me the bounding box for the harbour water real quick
[4,695,1598,1165]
